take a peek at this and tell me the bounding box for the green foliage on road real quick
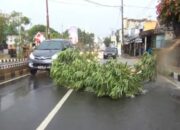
[51,49,156,99]
[134,52,157,81]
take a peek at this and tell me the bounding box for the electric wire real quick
[50,0,155,9]
[83,0,121,8]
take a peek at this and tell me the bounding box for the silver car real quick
[28,39,72,75]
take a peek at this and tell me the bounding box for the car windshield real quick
[105,48,117,52]
[36,40,64,50]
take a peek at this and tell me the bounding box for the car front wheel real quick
[30,69,37,75]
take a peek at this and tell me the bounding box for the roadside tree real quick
[0,13,7,47]
[28,24,60,42]
[104,37,111,47]
[156,0,180,37]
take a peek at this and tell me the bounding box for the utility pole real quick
[46,0,50,39]
[17,13,22,58]
[118,0,124,55]
[121,0,124,45]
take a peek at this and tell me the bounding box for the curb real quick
[121,54,141,59]
[161,75,180,89]
[0,74,30,86]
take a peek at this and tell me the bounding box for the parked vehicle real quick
[28,39,72,75]
[103,47,118,59]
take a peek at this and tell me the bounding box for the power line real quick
[50,0,155,9]
[49,0,86,6]
[49,0,156,21]
[51,0,121,7]
[124,5,155,9]
[84,0,155,9]
[83,0,121,8]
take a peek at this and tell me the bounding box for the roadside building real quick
[122,18,146,56]
[94,36,103,51]
[34,32,45,46]
[140,21,180,74]
[68,26,78,45]
[140,21,174,50]
[6,35,18,57]
[6,35,18,49]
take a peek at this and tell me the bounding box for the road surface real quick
[0,72,180,130]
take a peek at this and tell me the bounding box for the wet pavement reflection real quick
[0,72,67,130]
[0,72,50,112]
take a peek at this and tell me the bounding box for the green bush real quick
[51,49,156,99]
[134,52,157,81]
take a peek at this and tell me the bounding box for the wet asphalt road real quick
[0,73,67,130]
[0,73,180,130]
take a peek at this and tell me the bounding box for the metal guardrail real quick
[0,60,29,83]
[0,62,28,69]
[0,58,27,63]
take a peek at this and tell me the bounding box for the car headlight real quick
[29,53,35,59]
[52,54,58,60]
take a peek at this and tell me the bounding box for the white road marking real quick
[161,76,180,89]
[0,74,30,86]
[36,89,73,130]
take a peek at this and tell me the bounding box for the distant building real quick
[34,32,45,46]
[68,26,78,44]
[6,35,18,49]
[123,18,146,38]
[140,20,174,49]
[94,36,103,44]
[111,35,117,46]
[122,18,147,56]
[143,21,157,31]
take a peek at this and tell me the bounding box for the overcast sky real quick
[0,0,158,37]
